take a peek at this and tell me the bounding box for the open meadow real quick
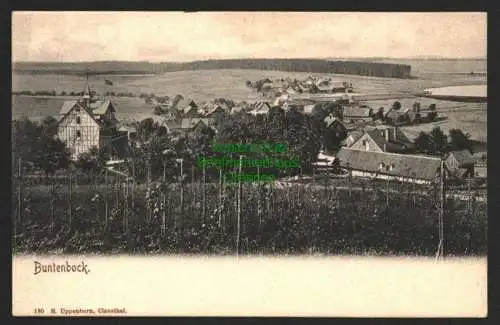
[12,59,487,141]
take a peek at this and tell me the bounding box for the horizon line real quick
[12,56,487,64]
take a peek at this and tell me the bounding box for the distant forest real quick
[13,59,412,79]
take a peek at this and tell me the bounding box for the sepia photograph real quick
[11,11,487,317]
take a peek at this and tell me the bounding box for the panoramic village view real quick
[11,12,487,257]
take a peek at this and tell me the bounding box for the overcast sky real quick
[12,12,487,62]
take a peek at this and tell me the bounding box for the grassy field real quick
[12,59,487,141]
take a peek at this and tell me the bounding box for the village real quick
[48,76,486,190]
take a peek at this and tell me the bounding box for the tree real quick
[153,106,164,115]
[41,116,58,138]
[12,117,42,162]
[414,131,433,154]
[391,101,402,110]
[33,136,71,177]
[429,127,448,156]
[448,129,472,152]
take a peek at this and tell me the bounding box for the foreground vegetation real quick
[12,179,487,256]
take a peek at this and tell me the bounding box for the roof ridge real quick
[340,147,442,161]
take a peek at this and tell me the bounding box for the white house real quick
[56,84,121,159]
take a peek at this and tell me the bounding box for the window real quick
[76,116,81,124]
[76,130,81,138]
[75,108,81,113]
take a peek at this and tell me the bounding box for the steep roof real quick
[342,105,373,117]
[164,120,183,131]
[336,148,442,181]
[347,130,364,141]
[58,100,80,116]
[324,115,346,129]
[181,118,214,129]
[364,127,414,152]
[90,100,114,115]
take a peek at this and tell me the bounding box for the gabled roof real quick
[447,150,475,167]
[324,115,346,129]
[58,100,80,116]
[336,148,442,181]
[255,101,271,110]
[342,105,373,117]
[164,120,183,131]
[364,127,414,152]
[347,130,364,141]
[385,109,407,119]
[204,105,226,116]
[181,118,214,129]
[90,100,115,115]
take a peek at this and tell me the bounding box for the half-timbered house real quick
[56,84,121,159]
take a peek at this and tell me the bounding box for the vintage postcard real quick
[11,11,487,317]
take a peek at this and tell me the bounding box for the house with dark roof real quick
[445,150,476,179]
[341,104,374,119]
[384,109,410,126]
[203,104,227,119]
[248,101,272,115]
[350,126,415,154]
[343,130,364,147]
[56,83,123,159]
[335,147,445,185]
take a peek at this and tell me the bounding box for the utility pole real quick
[162,160,166,236]
[467,173,472,212]
[257,165,261,232]
[219,168,223,229]
[386,176,390,208]
[147,153,151,223]
[236,155,242,258]
[436,159,445,261]
[17,158,22,231]
[176,158,184,231]
[105,166,108,229]
[202,163,206,224]
[69,169,72,230]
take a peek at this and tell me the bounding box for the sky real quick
[12,12,487,62]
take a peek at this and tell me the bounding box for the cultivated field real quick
[12,59,487,141]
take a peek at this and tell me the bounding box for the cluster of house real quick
[314,121,481,185]
[249,76,354,96]
[55,83,482,186]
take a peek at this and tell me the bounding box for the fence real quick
[11,157,487,256]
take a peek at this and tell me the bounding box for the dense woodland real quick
[13,59,412,78]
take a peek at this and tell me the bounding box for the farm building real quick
[335,148,445,185]
[343,130,364,147]
[341,104,374,119]
[183,106,203,118]
[324,115,347,134]
[384,109,410,126]
[203,104,227,119]
[56,84,124,159]
[445,150,476,179]
[248,101,272,115]
[350,126,415,153]
[118,125,137,141]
